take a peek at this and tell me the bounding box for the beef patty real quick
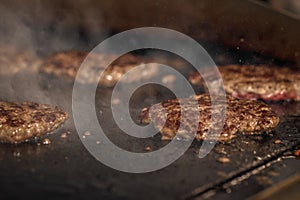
[140,94,279,141]
[41,51,159,87]
[0,101,68,143]
[188,65,300,101]
[0,45,41,75]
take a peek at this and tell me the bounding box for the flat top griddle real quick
[0,45,300,200]
[1,1,300,199]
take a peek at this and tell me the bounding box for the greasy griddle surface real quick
[0,50,300,200]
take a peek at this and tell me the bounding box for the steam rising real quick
[0,1,107,112]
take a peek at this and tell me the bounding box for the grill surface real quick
[0,44,300,200]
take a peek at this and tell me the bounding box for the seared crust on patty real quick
[140,94,279,141]
[188,65,300,101]
[41,51,159,87]
[0,101,68,143]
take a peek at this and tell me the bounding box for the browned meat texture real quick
[0,45,41,75]
[140,95,279,141]
[0,101,68,143]
[41,51,159,87]
[188,65,300,101]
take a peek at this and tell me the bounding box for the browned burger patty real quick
[140,94,279,141]
[0,45,41,75]
[41,51,159,87]
[0,101,68,143]
[188,65,300,101]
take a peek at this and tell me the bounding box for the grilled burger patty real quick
[188,65,300,101]
[0,45,41,75]
[0,101,68,143]
[41,51,159,87]
[140,95,279,141]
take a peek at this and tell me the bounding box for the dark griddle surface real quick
[0,49,300,200]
